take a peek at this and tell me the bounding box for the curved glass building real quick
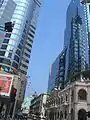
[0,0,41,75]
[0,0,41,103]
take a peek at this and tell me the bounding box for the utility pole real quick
[10,87,17,120]
[11,98,17,120]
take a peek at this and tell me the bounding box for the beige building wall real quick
[46,80,90,120]
[13,73,27,104]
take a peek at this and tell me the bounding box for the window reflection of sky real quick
[0,0,39,73]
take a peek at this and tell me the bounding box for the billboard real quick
[0,74,14,96]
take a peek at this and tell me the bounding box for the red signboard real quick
[0,74,13,96]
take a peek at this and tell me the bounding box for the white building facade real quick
[46,79,90,120]
[30,93,47,120]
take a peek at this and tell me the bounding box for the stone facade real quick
[29,93,47,120]
[46,80,90,120]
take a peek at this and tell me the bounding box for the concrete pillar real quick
[80,74,84,82]
[68,89,72,120]
[75,106,78,120]
[68,113,71,120]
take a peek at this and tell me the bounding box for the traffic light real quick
[10,86,17,102]
[5,22,14,32]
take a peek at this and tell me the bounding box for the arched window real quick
[78,89,87,101]
[78,109,87,120]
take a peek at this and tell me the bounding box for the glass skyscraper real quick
[0,0,41,76]
[48,49,66,93]
[0,0,16,71]
[0,0,41,103]
[48,0,90,91]
[64,0,90,84]
[48,55,60,93]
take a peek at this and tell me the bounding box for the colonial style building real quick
[46,76,90,120]
[29,93,47,120]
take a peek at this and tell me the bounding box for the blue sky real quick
[26,0,71,95]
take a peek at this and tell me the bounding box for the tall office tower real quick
[11,0,41,75]
[68,10,86,82]
[48,49,66,93]
[0,0,16,68]
[83,0,90,67]
[0,0,41,102]
[64,0,90,84]
[0,0,41,75]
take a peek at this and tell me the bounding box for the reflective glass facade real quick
[0,0,41,75]
[48,56,60,93]
[64,0,90,84]
[0,0,16,73]
[48,0,90,90]
[48,49,66,93]
[0,0,16,25]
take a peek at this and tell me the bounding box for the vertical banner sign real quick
[0,74,13,96]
